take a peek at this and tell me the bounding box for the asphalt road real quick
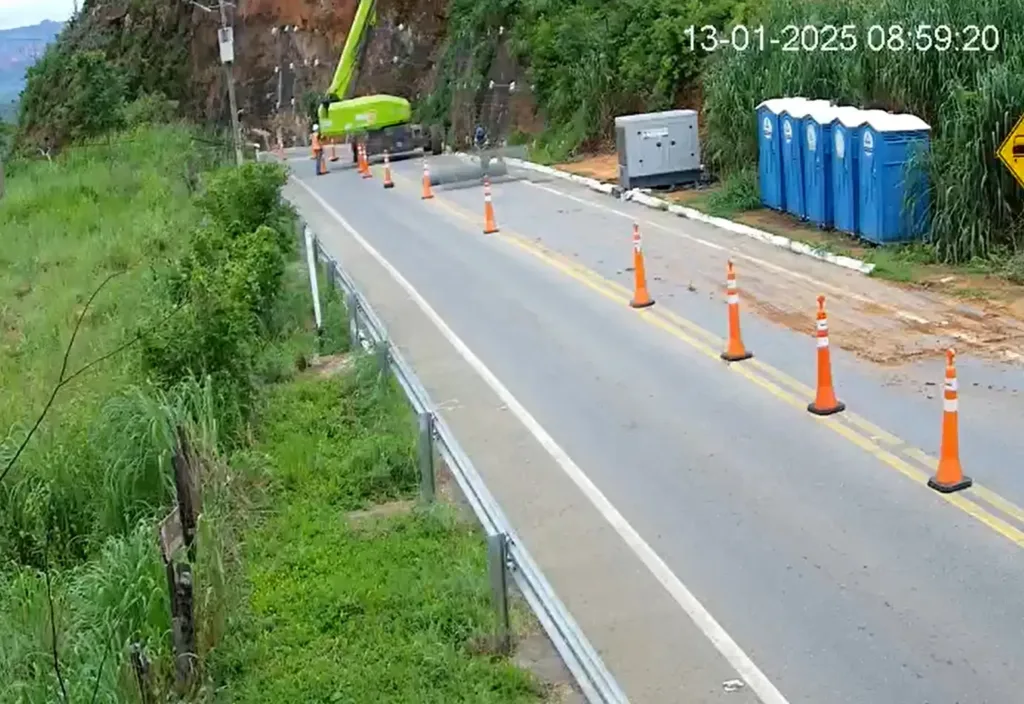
[288,151,1024,704]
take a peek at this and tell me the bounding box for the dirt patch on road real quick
[550,152,1024,366]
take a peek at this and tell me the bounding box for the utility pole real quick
[217,0,244,165]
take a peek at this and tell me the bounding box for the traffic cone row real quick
[625,229,969,495]
[344,154,971,499]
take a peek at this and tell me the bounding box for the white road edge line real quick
[290,175,791,704]
[521,179,934,326]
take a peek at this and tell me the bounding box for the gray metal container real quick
[615,109,701,190]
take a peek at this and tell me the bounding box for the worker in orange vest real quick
[311,124,324,176]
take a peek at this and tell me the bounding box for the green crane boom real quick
[324,0,376,101]
[317,0,438,155]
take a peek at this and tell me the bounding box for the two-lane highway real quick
[287,152,1024,704]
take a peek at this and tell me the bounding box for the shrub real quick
[141,162,293,431]
[121,91,180,127]
[195,162,291,240]
[18,49,126,149]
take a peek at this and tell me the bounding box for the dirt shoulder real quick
[553,152,1024,366]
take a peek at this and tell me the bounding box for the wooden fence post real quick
[172,428,199,562]
[129,642,152,704]
[170,562,196,692]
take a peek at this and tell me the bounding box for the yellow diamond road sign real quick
[996,113,1024,189]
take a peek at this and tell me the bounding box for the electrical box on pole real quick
[218,27,235,64]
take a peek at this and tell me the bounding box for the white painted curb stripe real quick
[500,156,876,276]
[290,175,792,704]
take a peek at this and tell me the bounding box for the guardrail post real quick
[327,259,339,291]
[296,218,307,254]
[375,338,389,378]
[345,292,358,350]
[487,532,511,654]
[417,412,435,503]
[303,226,323,339]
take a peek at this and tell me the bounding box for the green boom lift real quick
[316,0,442,163]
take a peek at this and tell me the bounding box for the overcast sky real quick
[0,0,76,31]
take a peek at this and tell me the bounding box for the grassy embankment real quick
[0,124,539,702]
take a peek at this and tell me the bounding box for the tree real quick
[17,48,126,149]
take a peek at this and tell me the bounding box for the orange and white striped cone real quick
[483,177,499,233]
[421,161,434,200]
[382,150,394,189]
[629,224,655,309]
[721,260,752,362]
[356,144,365,174]
[807,295,845,415]
[928,349,973,493]
[361,145,372,179]
[329,139,339,162]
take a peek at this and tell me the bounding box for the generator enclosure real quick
[615,110,701,190]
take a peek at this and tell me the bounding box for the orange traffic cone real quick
[928,349,973,493]
[382,150,394,189]
[421,161,434,200]
[355,144,365,174]
[807,295,845,415]
[629,224,655,309]
[329,139,339,162]
[721,260,752,362]
[483,177,499,233]
[361,145,372,179]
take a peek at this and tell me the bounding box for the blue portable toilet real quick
[830,107,867,235]
[756,98,806,211]
[857,112,932,244]
[801,104,839,228]
[779,100,831,220]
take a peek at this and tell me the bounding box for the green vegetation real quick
[213,364,542,703]
[0,124,301,701]
[422,0,752,161]
[702,0,1024,263]
[15,1,191,151]
[422,0,1024,271]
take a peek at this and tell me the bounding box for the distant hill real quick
[0,20,64,120]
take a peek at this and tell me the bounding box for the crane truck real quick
[316,0,443,164]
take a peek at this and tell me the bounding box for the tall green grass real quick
[212,360,542,703]
[702,0,1024,261]
[0,125,301,702]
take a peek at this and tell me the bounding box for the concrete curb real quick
[498,156,876,276]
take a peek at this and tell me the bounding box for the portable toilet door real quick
[802,104,838,228]
[780,99,830,220]
[756,98,805,211]
[858,112,932,244]
[830,107,866,234]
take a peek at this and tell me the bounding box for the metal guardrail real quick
[299,221,629,704]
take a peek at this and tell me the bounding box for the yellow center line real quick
[387,169,1024,547]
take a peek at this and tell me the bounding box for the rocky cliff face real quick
[231,0,453,145]
[52,0,537,149]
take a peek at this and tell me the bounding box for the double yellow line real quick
[388,168,1024,550]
